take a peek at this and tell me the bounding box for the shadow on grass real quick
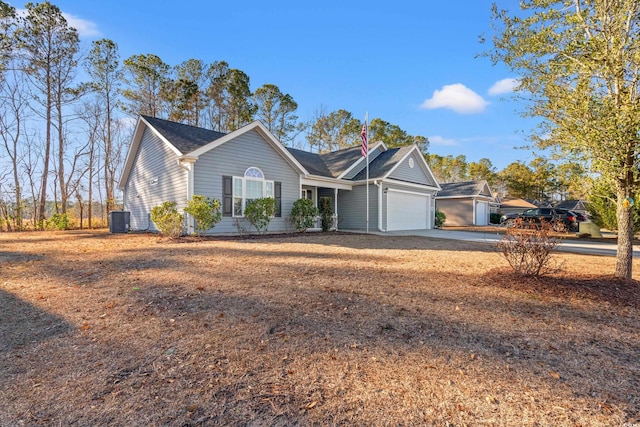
[485,267,640,309]
[0,289,72,353]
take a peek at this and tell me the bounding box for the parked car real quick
[500,208,583,232]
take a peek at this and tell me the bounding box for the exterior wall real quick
[123,128,187,231]
[193,129,301,234]
[436,198,474,226]
[389,151,437,186]
[337,183,378,230]
[382,182,437,230]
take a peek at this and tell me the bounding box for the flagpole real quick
[365,113,369,234]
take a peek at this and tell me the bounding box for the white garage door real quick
[475,201,489,226]
[387,191,429,231]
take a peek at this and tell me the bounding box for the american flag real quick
[360,122,368,157]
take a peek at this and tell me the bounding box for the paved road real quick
[381,228,640,258]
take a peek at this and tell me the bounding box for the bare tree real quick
[0,68,28,229]
[21,2,80,225]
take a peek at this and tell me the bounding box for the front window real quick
[232,167,274,217]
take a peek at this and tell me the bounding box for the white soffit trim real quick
[301,176,353,190]
[382,178,440,192]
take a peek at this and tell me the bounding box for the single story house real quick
[498,197,538,216]
[118,116,441,234]
[435,180,494,226]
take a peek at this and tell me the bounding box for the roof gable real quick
[349,145,439,189]
[119,116,308,189]
[187,121,307,174]
[437,180,493,198]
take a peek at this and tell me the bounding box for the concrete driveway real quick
[382,228,640,258]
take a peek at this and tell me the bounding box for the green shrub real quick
[319,197,334,232]
[291,198,319,232]
[150,201,183,239]
[184,194,222,236]
[45,213,69,230]
[244,197,277,234]
[490,213,502,224]
[435,210,446,228]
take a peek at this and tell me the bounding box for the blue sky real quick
[21,1,537,170]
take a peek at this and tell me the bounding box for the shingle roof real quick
[285,147,333,177]
[286,145,367,178]
[142,115,226,154]
[500,197,537,208]
[319,146,364,177]
[554,200,587,210]
[350,146,414,181]
[437,180,491,198]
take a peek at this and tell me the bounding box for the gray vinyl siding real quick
[337,183,378,230]
[343,145,384,180]
[381,182,437,230]
[389,151,436,186]
[435,198,473,226]
[193,129,300,234]
[123,128,187,231]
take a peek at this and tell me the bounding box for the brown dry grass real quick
[0,230,639,426]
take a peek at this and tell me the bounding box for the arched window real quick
[244,167,264,179]
[232,167,274,216]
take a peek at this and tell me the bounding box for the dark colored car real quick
[500,207,582,232]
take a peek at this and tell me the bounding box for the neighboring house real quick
[119,116,441,234]
[435,180,494,226]
[554,200,588,218]
[498,197,538,216]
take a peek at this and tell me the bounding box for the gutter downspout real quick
[374,180,386,232]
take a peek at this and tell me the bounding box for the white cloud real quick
[63,12,101,38]
[428,135,459,147]
[16,8,101,38]
[488,78,520,95]
[420,83,489,114]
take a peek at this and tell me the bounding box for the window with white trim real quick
[232,167,275,217]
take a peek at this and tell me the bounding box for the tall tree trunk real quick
[105,93,113,219]
[615,187,634,279]
[38,79,51,229]
[57,90,66,214]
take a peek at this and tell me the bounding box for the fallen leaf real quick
[186,404,198,412]
[305,401,317,409]
[486,395,498,404]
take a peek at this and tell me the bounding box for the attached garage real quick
[435,180,494,226]
[387,190,430,231]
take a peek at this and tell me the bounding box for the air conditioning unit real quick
[109,211,130,233]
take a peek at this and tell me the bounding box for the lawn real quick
[1,230,639,426]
